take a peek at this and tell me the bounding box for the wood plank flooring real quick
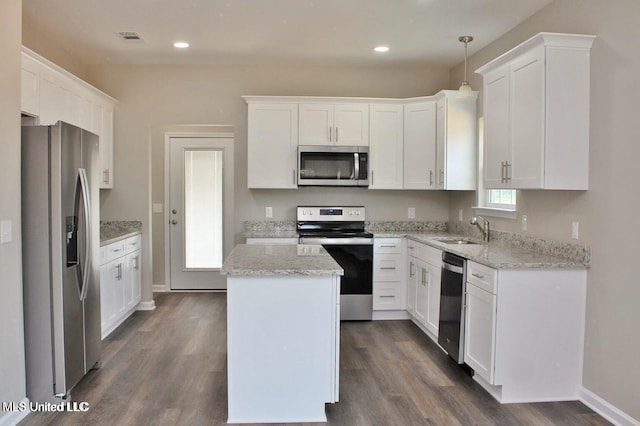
[20,292,610,425]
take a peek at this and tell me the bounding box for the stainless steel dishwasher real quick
[438,252,467,363]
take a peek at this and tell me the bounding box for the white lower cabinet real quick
[372,238,405,310]
[463,260,587,403]
[100,234,142,339]
[405,239,441,340]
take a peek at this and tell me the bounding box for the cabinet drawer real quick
[409,240,441,265]
[374,238,403,254]
[102,240,126,264]
[373,254,403,281]
[373,282,404,310]
[467,261,497,294]
[124,234,141,254]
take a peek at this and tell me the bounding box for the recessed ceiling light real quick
[173,41,190,49]
[374,46,390,53]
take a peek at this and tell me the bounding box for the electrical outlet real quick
[458,209,463,222]
[521,215,528,231]
[408,207,416,219]
[1,220,12,244]
[265,207,273,218]
[572,221,579,240]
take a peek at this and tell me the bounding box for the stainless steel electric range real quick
[297,206,373,321]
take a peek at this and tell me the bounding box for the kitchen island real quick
[220,244,343,424]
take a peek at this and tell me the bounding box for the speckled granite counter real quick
[100,220,142,246]
[402,233,588,269]
[221,244,343,276]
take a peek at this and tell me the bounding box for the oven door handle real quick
[300,237,373,245]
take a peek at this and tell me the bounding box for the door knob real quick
[172,209,178,214]
[171,219,178,225]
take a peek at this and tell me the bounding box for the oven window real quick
[299,152,355,180]
[322,245,373,294]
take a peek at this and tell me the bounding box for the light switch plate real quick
[521,215,528,231]
[1,220,12,244]
[265,207,273,218]
[572,221,579,239]
[408,207,415,219]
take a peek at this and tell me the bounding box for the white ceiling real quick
[22,0,554,68]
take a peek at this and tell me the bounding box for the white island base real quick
[226,274,340,424]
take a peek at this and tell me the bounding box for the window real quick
[475,117,517,219]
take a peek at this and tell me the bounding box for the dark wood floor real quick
[20,292,609,426]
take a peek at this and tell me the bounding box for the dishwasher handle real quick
[442,262,464,274]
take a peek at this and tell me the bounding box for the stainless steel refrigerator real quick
[22,121,101,403]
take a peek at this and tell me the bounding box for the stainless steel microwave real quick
[298,145,369,187]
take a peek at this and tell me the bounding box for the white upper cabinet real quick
[21,54,40,116]
[299,103,369,146]
[369,104,403,189]
[21,47,117,189]
[476,32,596,190]
[434,91,477,190]
[245,101,299,189]
[403,100,437,189]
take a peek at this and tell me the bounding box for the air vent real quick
[118,31,143,42]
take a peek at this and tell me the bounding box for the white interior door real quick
[168,135,234,290]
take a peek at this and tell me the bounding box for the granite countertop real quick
[100,220,142,246]
[403,233,587,270]
[221,244,344,277]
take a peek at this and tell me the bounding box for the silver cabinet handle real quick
[379,244,396,248]
[439,169,444,186]
[379,295,395,299]
[429,170,434,186]
[335,127,339,142]
[116,263,123,280]
[112,248,122,253]
[329,126,332,142]
[371,170,374,185]
[505,161,512,182]
[134,255,140,270]
[471,272,485,279]
[409,261,414,277]
[103,169,110,184]
[380,267,397,270]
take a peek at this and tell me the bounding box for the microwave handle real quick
[353,152,360,180]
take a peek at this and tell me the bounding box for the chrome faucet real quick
[470,216,490,242]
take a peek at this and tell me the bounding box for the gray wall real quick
[448,0,640,419]
[0,0,27,413]
[83,64,451,289]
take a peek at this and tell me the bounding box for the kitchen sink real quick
[436,238,480,245]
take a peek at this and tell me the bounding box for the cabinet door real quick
[334,104,369,146]
[100,259,124,335]
[247,103,298,188]
[415,262,428,324]
[403,101,437,189]
[464,283,497,384]
[509,47,545,189]
[483,67,511,189]
[39,68,72,125]
[94,102,115,188]
[435,98,447,189]
[125,251,142,310]
[298,103,333,145]
[406,258,417,316]
[425,261,441,336]
[369,104,403,189]
[21,53,40,116]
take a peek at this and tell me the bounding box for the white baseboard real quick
[0,398,30,426]
[136,300,156,311]
[372,310,410,320]
[152,284,168,292]
[580,387,639,426]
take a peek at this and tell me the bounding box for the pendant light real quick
[458,35,474,98]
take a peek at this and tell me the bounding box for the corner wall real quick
[0,0,28,422]
[448,0,640,421]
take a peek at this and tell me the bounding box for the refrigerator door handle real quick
[76,168,92,302]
